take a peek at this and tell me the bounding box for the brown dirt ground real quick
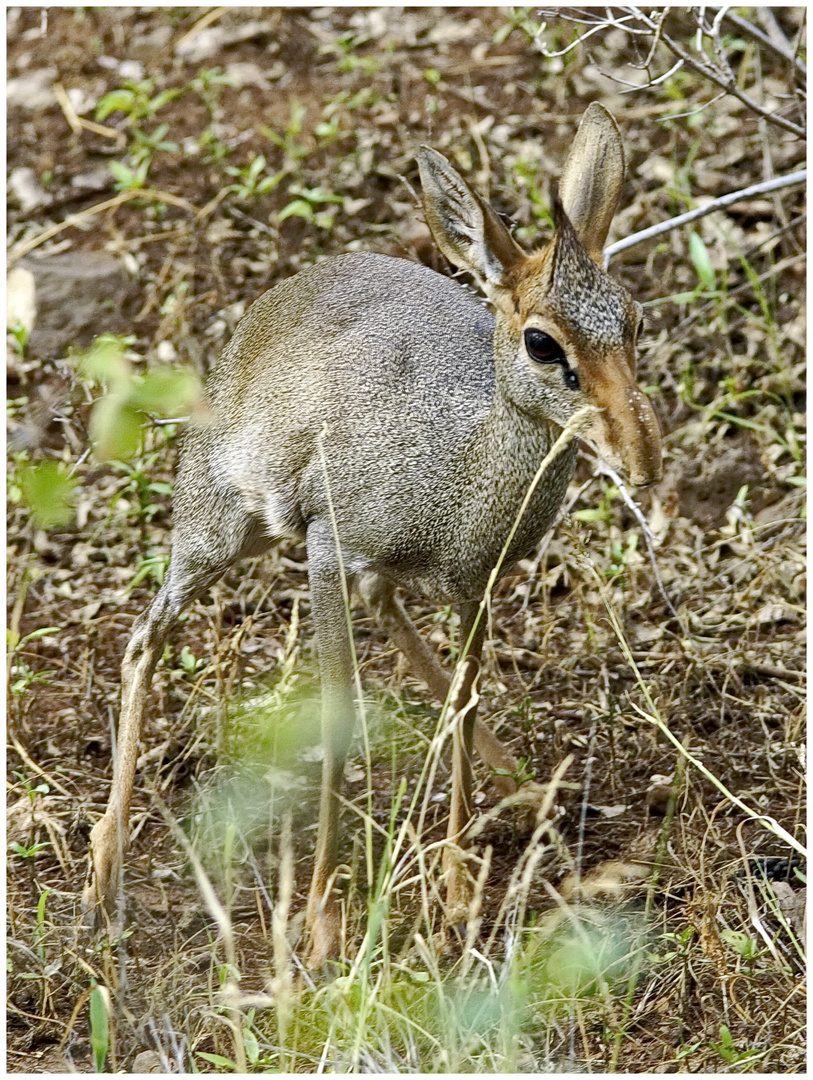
[7,6,806,1073]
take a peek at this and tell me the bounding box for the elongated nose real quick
[589,375,663,486]
[617,382,662,486]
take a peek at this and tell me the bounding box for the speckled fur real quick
[175,252,573,605]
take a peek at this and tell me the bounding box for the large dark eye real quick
[524,328,565,364]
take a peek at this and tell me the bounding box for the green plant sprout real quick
[109,455,173,522]
[278,184,343,229]
[126,552,170,592]
[8,626,60,694]
[225,154,284,199]
[77,334,203,461]
[261,103,310,166]
[96,79,183,191]
[8,319,28,357]
[493,8,546,46]
[8,840,50,859]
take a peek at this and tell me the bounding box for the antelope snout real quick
[589,380,663,487]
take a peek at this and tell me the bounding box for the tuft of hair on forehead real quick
[501,192,634,349]
[500,195,598,314]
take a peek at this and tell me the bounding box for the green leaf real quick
[288,183,342,205]
[151,87,180,112]
[689,232,716,291]
[89,984,110,1073]
[248,153,266,179]
[243,1027,260,1065]
[78,335,133,386]
[196,1052,236,1070]
[35,888,50,931]
[493,21,514,45]
[18,462,77,529]
[127,553,169,591]
[671,291,699,304]
[17,626,61,646]
[89,397,143,461]
[9,841,50,858]
[108,160,137,186]
[179,645,198,673]
[262,127,285,149]
[257,171,284,193]
[720,928,758,959]
[95,89,135,120]
[128,368,201,415]
[278,199,314,222]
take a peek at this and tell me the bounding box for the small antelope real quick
[83,104,662,966]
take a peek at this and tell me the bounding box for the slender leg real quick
[305,521,357,968]
[443,600,485,921]
[82,586,180,919]
[82,498,268,923]
[357,573,524,794]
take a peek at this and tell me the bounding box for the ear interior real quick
[557,103,625,259]
[418,147,524,288]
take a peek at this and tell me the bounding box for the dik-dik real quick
[83,104,662,966]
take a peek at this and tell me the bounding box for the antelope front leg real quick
[82,589,180,924]
[305,688,353,968]
[443,599,487,926]
[82,610,165,921]
[443,653,482,925]
[358,574,526,798]
[305,522,357,968]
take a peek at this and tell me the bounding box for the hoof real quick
[305,896,343,970]
[80,881,102,929]
[81,813,126,928]
[444,857,475,928]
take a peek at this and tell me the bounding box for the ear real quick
[557,103,625,260]
[418,147,524,289]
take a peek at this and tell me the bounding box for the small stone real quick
[9,166,52,212]
[7,67,57,110]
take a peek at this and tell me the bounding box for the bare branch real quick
[604,170,807,264]
[595,461,681,622]
[533,8,646,59]
[655,24,805,137]
[543,7,805,135]
[722,9,806,76]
